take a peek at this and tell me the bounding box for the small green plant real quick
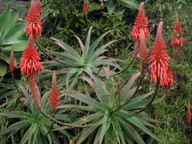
[0,8,27,76]
[46,27,121,87]
[57,73,160,144]
[0,85,71,144]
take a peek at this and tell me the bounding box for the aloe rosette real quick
[46,27,121,87]
[57,73,160,144]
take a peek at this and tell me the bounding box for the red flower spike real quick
[25,1,42,40]
[131,2,149,40]
[9,48,15,72]
[139,30,147,64]
[162,68,174,86]
[19,36,43,76]
[31,0,35,6]
[186,98,192,123]
[49,71,60,112]
[170,12,184,47]
[148,22,171,85]
[83,1,89,12]
[28,74,42,111]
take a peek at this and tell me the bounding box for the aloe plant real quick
[0,85,71,144]
[0,8,27,76]
[46,27,121,87]
[57,73,160,144]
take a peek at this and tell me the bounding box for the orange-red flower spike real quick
[19,36,43,76]
[83,0,89,12]
[139,29,147,71]
[148,22,173,86]
[131,2,149,41]
[49,71,60,112]
[9,48,15,72]
[170,12,184,48]
[25,0,42,40]
[186,98,192,123]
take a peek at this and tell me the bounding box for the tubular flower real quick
[9,48,15,72]
[170,13,184,47]
[148,22,171,86]
[139,29,147,67]
[49,71,60,112]
[186,98,192,123]
[19,36,43,76]
[162,68,174,86]
[131,2,149,40]
[25,0,42,40]
[83,0,89,12]
[28,74,42,111]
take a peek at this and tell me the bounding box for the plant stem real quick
[11,72,19,93]
[44,113,55,136]
[113,57,136,77]
[39,109,92,128]
[112,72,145,113]
[130,80,160,115]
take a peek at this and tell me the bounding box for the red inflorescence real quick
[162,68,174,86]
[170,13,184,47]
[19,36,43,76]
[25,1,42,40]
[83,1,89,12]
[139,30,147,63]
[131,2,149,40]
[186,99,192,124]
[170,36,184,47]
[9,48,15,72]
[49,71,60,111]
[148,22,173,86]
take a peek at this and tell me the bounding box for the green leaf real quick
[57,104,94,112]
[0,120,31,136]
[96,40,117,56]
[51,38,81,59]
[83,26,93,58]
[3,40,27,51]
[72,112,103,126]
[112,120,126,144]
[0,60,7,76]
[105,0,116,14]
[20,124,37,144]
[120,0,139,9]
[74,35,85,52]
[88,30,112,56]
[99,111,110,144]
[127,117,160,142]
[91,75,111,106]
[93,60,120,69]
[121,72,140,101]
[65,68,79,87]
[120,118,145,144]
[0,111,29,118]
[9,9,19,28]
[124,92,153,109]
[3,23,26,46]
[77,127,98,144]
[65,91,105,111]
[93,127,102,144]
[0,8,11,43]
[19,84,32,106]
